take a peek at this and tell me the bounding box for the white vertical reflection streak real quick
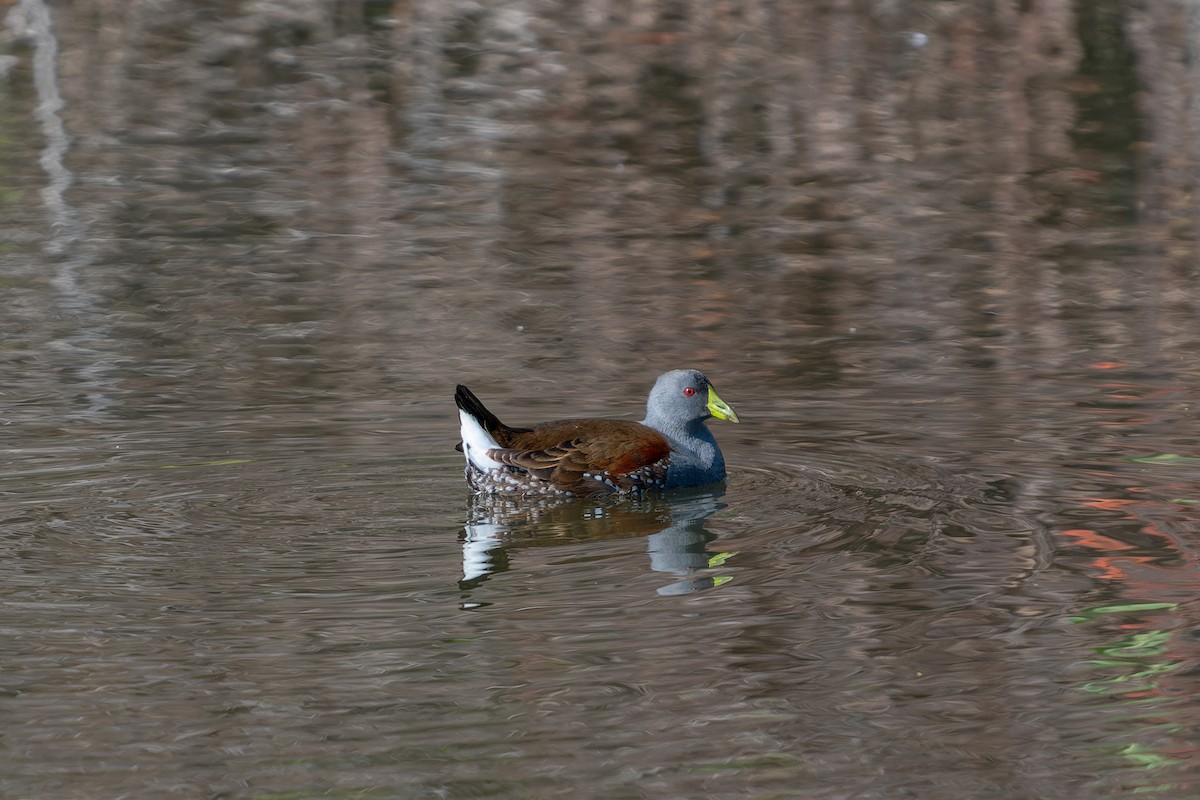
[10,0,112,416]
[12,0,82,257]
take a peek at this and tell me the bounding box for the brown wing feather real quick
[486,419,670,495]
[489,441,578,480]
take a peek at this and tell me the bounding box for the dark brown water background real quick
[4,1,1200,798]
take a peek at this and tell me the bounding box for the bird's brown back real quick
[498,418,670,476]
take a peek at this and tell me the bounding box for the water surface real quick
[3,1,1200,798]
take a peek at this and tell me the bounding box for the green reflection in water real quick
[1128,453,1200,466]
[1074,602,1189,797]
[1070,602,1177,623]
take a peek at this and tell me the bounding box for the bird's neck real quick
[645,414,715,457]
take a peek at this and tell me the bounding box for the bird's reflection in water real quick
[459,489,732,600]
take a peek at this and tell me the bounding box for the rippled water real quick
[8,364,1198,798]
[5,1,1200,798]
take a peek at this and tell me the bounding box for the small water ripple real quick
[720,435,1058,617]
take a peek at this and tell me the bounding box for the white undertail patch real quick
[458,409,505,472]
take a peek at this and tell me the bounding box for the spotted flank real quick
[464,463,577,497]
[453,369,737,498]
[464,456,670,498]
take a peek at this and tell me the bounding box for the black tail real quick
[455,384,506,435]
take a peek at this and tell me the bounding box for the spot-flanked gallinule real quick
[455,369,739,497]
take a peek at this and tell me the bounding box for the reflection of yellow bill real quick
[707,552,737,568]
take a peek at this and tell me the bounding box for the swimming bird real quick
[455,369,739,497]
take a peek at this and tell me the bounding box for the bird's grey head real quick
[644,369,739,430]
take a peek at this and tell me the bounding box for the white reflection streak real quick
[9,0,87,282]
[462,523,503,582]
[9,1,114,419]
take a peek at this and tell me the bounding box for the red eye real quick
[683,387,696,397]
